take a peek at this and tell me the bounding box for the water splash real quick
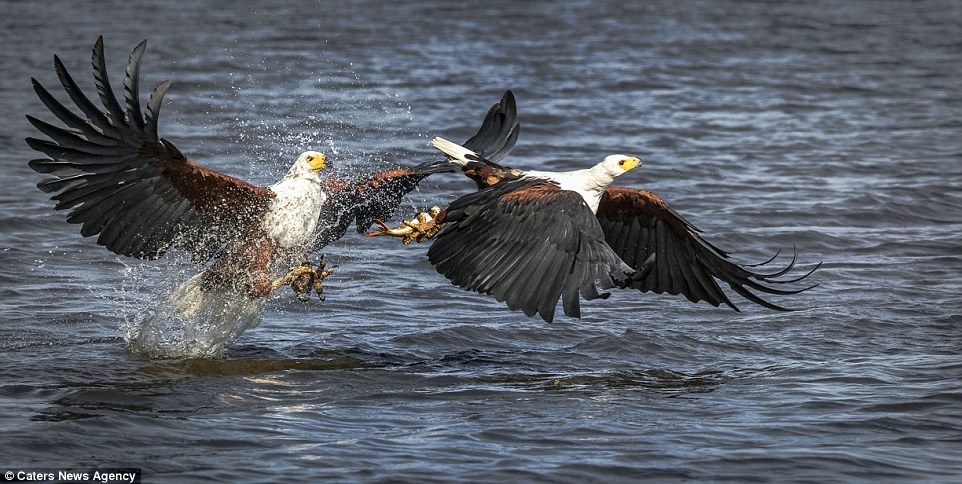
[115,255,267,359]
[125,273,266,359]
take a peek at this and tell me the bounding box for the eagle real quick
[369,91,819,322]
[25,38,514,357]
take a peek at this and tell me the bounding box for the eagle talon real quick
[271,258,336,302]
[370,218,392,231]
[365,206,444,244]
[312,263,337,299]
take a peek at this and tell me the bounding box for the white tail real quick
[432,137,478,166]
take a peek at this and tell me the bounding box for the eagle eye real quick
[307,155,314,162]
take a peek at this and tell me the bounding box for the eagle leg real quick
[364,206,444,245]
[271,257,337,302]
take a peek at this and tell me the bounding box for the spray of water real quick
[116,59,424,359]
[130,287,265,359]
[112,253,256,358]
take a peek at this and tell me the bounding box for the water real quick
[2,0,961,481]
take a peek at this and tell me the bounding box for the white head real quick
[599,154,641,178]
[287,151,327,179]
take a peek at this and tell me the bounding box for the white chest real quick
[526,169,608,213]
[262,178,326,249]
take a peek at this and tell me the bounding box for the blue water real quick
[1,0,961,481]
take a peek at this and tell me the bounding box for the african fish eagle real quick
[370,91,819,322]
[24,38,513,356]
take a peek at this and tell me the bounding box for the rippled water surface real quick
[2,0,961,481]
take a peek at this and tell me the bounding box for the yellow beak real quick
[306,153,327,171]
[621,156,640,171]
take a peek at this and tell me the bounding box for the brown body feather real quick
[414,91,818,321]
[28,37,459,281]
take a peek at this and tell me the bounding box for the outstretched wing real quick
[428,178,632,322]
[310,90,523,250]
[596,187,818,311]
[27,36,274,262]
[311,162,448,250]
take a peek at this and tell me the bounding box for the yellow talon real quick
[365,206,443,244]
[271,258,336,302]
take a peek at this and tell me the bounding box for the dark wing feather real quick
[90,36,131,143]
[309,91,523,250]
[144,80,171,141]
[427,179,632,322]
[461,90,520,164]
[311,165,440,250]
[596,187,818,311]
[123,40,147,133]
[27,37,274,262]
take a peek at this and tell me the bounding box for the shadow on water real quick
[139,355,375,377]
[28,345,731,423]
[28,354,375,422]
[494,369,729,394]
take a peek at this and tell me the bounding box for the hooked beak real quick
[621,156,641,172]
[306,153,327,171]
